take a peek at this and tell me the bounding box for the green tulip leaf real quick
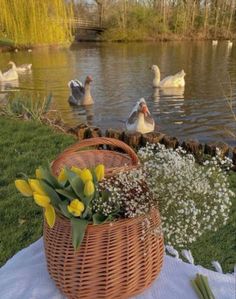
[68,175,85,199]
[40,180,62,207]
[91,168,98,184]
[71,218,89,250]
[56,189,77,200]
[92,213,107,225]
[39,166,61,188]
[58,201,72,219]
[64,168,77,181]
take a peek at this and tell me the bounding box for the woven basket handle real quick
[60,137,139,165]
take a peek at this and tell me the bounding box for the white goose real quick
[68,76,94,106]
[9,61,32,73]
[126,98,155,134]
[212,40,218,46]
[0,64,18,82]
[151,65,186,88]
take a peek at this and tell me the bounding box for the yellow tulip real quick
[33,193,50,208]
[44,204,56,228]
[67,199,85,217]
[84,180,95,197]
[71,166,82,176]
[95,164,105,181]
[28,179,46,195]
[35,168,43,179]
[58,169,67,182]
[80,169,93,183]
[15,180,33,197]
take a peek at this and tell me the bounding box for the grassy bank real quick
[0,118,74,266]
[96,2,236,42]
[0,117,235,273]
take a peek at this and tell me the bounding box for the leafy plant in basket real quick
[15,164,106,249]
[15,163,156,249]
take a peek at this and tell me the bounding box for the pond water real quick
[0,41,236,146]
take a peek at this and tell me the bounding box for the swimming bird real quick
[68,76,94,106]
[227,40,233,48]
[212,40,218,46]
[0,64,18,82]
[126,98,155,134]
[151,65,186,88]
[9,61,32,73]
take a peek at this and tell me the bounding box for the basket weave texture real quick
[44,137,164,299]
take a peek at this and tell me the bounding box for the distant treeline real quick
[0,0,73,47]
[73,0,236,41]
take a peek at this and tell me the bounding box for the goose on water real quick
[0,64,18,82]
[212,40,218,46]
[126,98,155,134]
[68,76,94,106]
[9,61,32,73]
[151,65,186,88]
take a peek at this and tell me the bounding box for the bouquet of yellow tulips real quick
[15,164,105,249]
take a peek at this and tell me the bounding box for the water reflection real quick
[0,79,19,91]
[0,80,19,103]
[0,42,235,145]
[70,104,94,126]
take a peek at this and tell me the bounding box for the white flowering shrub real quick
[138,143,234,248]
[93,168,154,219]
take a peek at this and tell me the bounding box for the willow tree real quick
[0,0,73,46]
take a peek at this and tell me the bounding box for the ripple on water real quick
[0,41,235,145]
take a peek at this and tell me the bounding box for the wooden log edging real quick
[65,124,236,168]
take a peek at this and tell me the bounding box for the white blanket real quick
[0,238,234,299]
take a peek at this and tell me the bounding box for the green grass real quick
[0,117,235,273]
[0,117,74,266]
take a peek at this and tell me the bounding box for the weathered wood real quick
[161,135,179,149]
[105,129,124,151]
[105,129,123,140]
[69,124,88,141]
[141,132,165,146]
[204,142,229,158]
[182,140,203,157]
[84,127,102,139]
[122,132,142,150]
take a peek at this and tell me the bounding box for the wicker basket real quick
[44,137,164,299]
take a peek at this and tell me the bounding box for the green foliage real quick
[0,93,53,122]
[0,117,74,266]
[0,0,73,46]
[0,37,14,46]
[15,162,105,249]
[101,2,235,41]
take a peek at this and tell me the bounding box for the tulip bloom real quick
[44,205,56,228]
[84,180,95,197]
[68,199,85,217]
[80,169,93,183]
[28,179,46,195]
[58,169,67,182]
[33,193,55,228]
[71,166,82,176]
[15,180,33,197]
[33,193,50,208]
[95,164,105,181]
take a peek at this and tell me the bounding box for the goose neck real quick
[154,67,161,82]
